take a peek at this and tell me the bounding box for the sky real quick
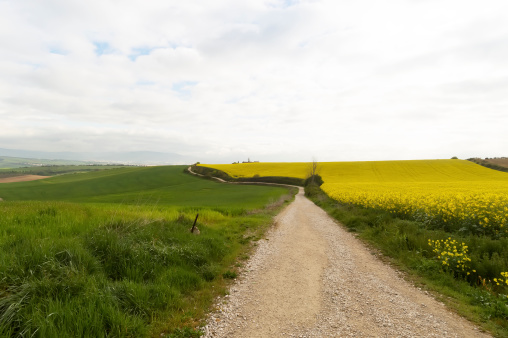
[1,0,507,163]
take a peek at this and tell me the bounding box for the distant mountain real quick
[0,156,93,169]
[0,148,191,165]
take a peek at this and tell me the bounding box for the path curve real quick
[187,166,301,188]
[203,188,489,337]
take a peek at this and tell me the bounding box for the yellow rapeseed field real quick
[201,160,508,235]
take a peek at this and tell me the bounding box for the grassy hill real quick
[0,165,293,336]
[0,166,288,209]
[202,159,508,182]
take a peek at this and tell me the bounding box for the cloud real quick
[1,0,507,162]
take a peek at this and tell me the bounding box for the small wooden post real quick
[191,214,199,233]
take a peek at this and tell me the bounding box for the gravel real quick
[203,188,490,337]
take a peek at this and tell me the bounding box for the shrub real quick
[304,174,323,187]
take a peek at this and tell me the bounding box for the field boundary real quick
[187,166,302,189]
[0,174,50,183]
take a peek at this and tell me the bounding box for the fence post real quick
[191,214,199,233]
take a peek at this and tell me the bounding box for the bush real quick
[304,174,323,187]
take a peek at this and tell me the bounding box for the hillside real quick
[486,157,508,168]
[467,157,508,173]
[0,165,292,336]
[202,159,508,182]
[0,165,288,208]
[0,148,190,165]
[0,155,93,169]
[202,159,508,235]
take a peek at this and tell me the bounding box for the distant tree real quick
[451,156,458,159]
[304,174,323,187]
[305,159,323,186]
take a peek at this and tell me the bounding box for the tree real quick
[305,158,323,186]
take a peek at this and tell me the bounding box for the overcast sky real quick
[1,0,507,163]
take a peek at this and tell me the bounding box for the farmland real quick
[0,165,293,336]
[203,160,508,236]
[201,160,508,335]
[0,156,94,169]
[0,164,130,179]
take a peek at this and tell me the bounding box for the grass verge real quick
[305,184,508,337]
[0,166,296,337]
[0,195,295,337]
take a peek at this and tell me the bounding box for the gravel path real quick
[203,188,489,337]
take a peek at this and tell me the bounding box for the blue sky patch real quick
[49,47,67,55]
[172,81,198,98]
[93,42,113,56]
[129,47,158,61]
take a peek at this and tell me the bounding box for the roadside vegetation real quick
[204,160,508,337]
[0,165,295,337]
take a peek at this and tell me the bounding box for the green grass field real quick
[0,165,293,337]
[0,166,287,209]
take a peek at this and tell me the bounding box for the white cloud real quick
[1,0,507,162]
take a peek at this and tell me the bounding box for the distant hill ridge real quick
[202,159,508,182]
[0,148,190,166]
[467,157,508,173]
[0,155,93,169]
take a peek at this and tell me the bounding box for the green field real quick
[0,166,288,208]
[0,166,293,337]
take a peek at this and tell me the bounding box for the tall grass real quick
[0,166,295,336]
[0,200,290,336]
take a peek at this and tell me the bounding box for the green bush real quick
[304,174,324,186]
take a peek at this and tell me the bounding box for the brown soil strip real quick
[0,175,51,183]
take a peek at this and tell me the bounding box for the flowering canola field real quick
[202,160,508,236]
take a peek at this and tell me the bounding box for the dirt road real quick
[204,188,488,337]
